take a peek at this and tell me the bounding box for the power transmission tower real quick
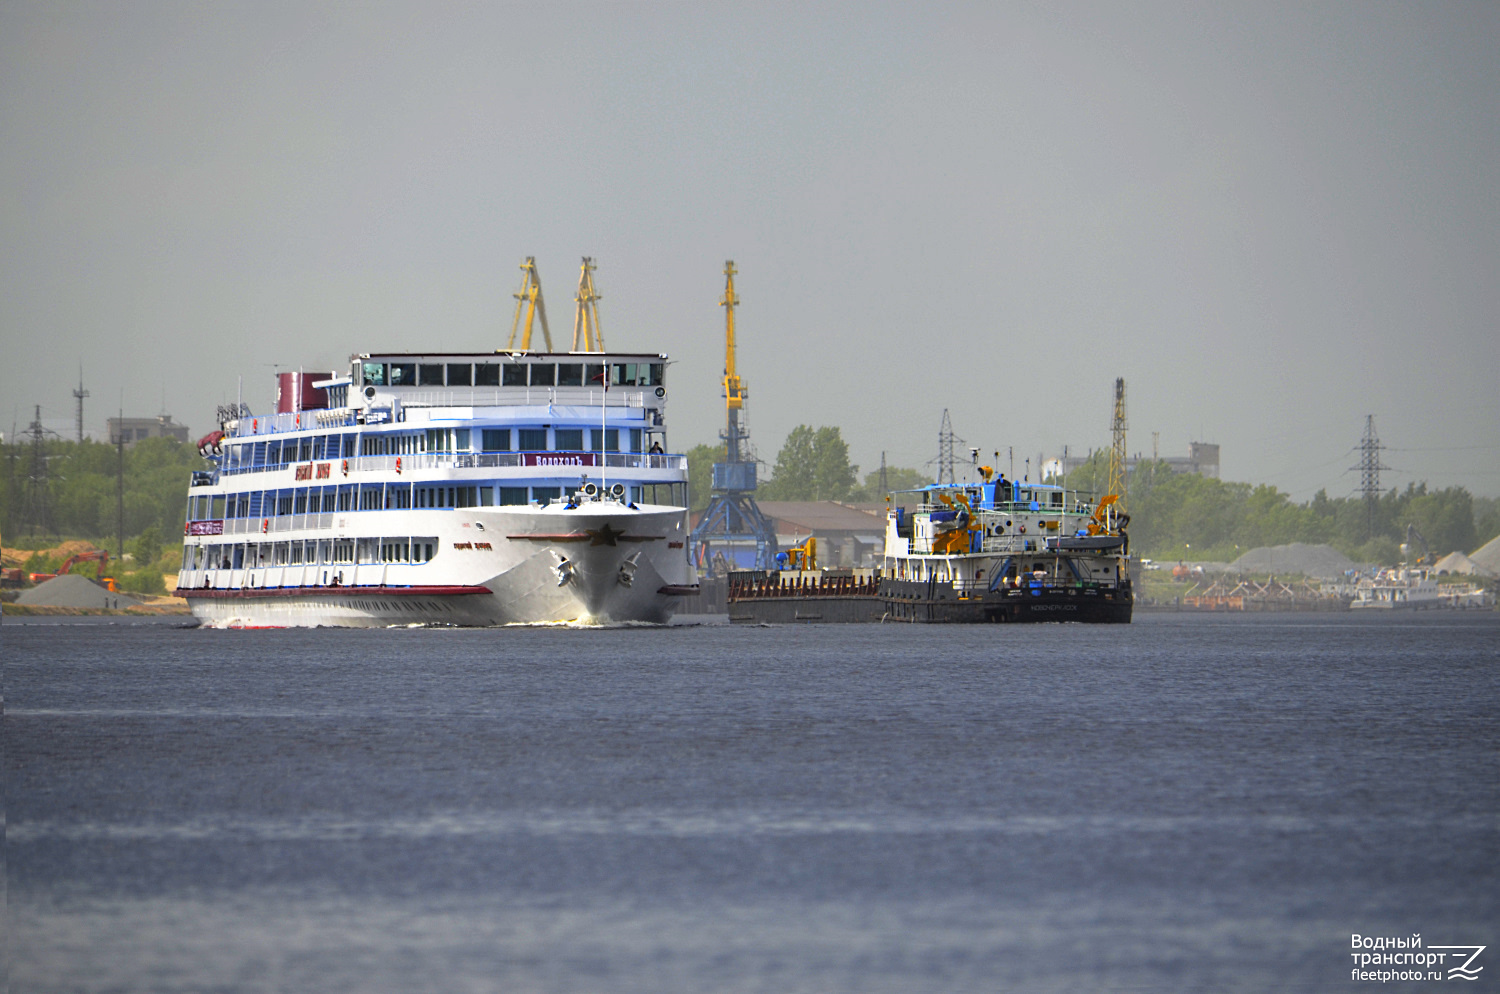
[1106,378,1128,506]
[73,367,89,442]
[878,451,888,496]
[21,405,57,537]
[933,409,962,485]
[1351,415,1389,539]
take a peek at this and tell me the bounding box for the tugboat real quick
[878,470,1132,622]
[724,468,1133,624]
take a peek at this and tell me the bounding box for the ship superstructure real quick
[177,349,695,627]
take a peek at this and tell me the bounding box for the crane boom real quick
[507,257,552,351]
[571,257,605,352]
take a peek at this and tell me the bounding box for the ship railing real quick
[221,451,687,476]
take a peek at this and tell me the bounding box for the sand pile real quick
[1470,534,1500,575]
[1229,543,1359,579]
[16,574,142,609]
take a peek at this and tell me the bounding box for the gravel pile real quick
[1229,543,1359,579]
[16,574,143,609]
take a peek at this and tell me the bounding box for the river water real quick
[7,612,1498,992]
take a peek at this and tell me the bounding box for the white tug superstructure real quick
[178,350,695,627]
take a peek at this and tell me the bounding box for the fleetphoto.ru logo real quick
[1351,934,1486,982]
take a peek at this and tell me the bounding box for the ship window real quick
[344,434,358,458]
[532,486,561,505]
[591,428,618,452]
[211,495,225,518]
[557,363,583,386]
[555,429,583,451]
[362,362,387,386]
[647,363,664,386]
[518,429,546,451]
[584,363,604,386]
[298,438,312,461]
[482,429,509,452]
[455,429,470,451]
[502,364,527,386]
[419,363,444,386]
[530,364,555,387]
[1051,491,1064,506]
[480,486,493,505]
[630,428,642,453]
[475,363,500,386]
[293,491,307,514]
[389,363,416,386]
[499,487,528,506]
[446,363,472,386]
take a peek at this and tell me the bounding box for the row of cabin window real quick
[230,427,643,469]
[191,481,687,520]
[186,538,439,570]
[360,360,664,389]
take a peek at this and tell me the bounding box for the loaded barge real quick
[726,473,1133,623]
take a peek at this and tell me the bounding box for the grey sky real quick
[3,2,1497,498]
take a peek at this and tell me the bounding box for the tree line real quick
[690,426,1499,563]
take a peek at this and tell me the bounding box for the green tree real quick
[130,524,164,569]
[760,426,858,501]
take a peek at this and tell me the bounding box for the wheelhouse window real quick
[530,364,555,387]
[475,363,500,386]
[419,363,444,386]
[446,363,472,386]
[556,363,583,386]
[502,364,527,386]
[362,362,387,386]
[389,363,416,386]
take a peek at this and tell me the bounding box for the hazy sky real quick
[3,2,1497,498]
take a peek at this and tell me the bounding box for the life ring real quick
[341,459,349,476]
[395,456,402,474]
[1019,524,1027,534]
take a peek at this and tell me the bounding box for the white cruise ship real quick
[177,351,695,627]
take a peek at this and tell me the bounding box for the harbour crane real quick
[688,261,778,572]
[507,257,553,351]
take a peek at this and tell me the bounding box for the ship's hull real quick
[180,502,695,628]
[878,577,1133,623]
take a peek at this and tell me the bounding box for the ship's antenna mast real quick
[508,257,553,351]
[1106,377,1128,507]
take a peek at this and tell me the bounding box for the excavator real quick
[1400,524,1433,566]
[29,549,118,591]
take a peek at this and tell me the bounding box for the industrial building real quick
[107,415,189,446]
[1048,441,1220,481]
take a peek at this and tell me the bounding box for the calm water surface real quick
[7,613,1498,993]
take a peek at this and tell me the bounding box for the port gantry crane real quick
[507,256,553,351]
[688,261,779,572]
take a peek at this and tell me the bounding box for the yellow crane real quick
[571,257,605,352]
[507,257,552,351]
[722,261,746,415]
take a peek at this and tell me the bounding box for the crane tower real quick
[1106,377,1128,506]
[687,261,778,572]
